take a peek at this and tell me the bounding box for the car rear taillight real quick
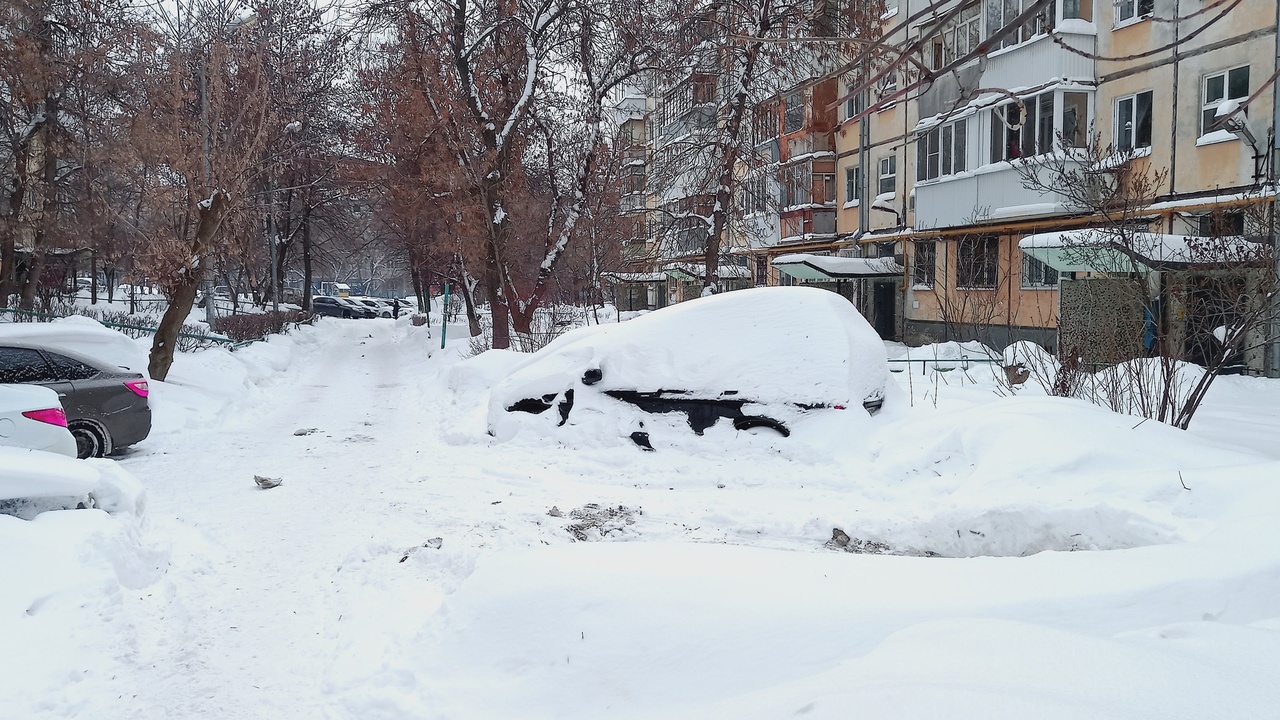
[23,408,68,427]
[125,379,150,397]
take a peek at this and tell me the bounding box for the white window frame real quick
[1114,90,1153,150]
[845,165,861,204]
[1201,65,1249,136]
[878,155,897,195]
[916,118,967,181]
[1115,0,1154,27]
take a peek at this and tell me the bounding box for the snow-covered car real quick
[488,286,888,447]
[0,384,76,457]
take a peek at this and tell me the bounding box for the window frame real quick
[990,92,1056,163]
[845,165,861,204]
[878,155,897,195]
[913,240,937,288]
[1201,65,1249,136]
[1115,0,1154,26]
[1021,253,1060,289]
[1114,90,1153,151]
[957,236,999,289]
[784,92,805,134]
[916,118,967,181]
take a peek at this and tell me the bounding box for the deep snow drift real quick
[1,311,1278,719]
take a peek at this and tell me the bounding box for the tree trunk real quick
[410,265,424,315]
[19,249,44,310]
[486,264,510,349]
[301,213,313,311]
[149,192,229,381]
[462,278,482,337]
[0,182,22,308]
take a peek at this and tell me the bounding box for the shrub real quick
[213,311,313,342]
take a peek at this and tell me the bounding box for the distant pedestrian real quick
[392,298,401,318]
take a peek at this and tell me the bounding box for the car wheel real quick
[69,421,109,459]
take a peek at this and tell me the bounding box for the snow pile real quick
[0,315,150,376]
[0,458,160,718]
[890,339,998,372]
[358,526,1280,720]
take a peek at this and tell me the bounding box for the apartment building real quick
[612,0,1278,367]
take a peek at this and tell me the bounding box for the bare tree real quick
[1016,141,1277,428]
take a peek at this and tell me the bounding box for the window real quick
[1116,0,1153,24]
[744,176,771,213]
[1064,0,1092,20]
[753,102,779,144]
[938,5,981,67]
[1198,211,1245,237]
[878,155,897,195]
[784,93,805,134]
[990,93,1053,162]
[44,352,98,380]
[1115,91,1152,150]
[0,347,56,383]
[1022,254,1059,288]
[815,172,836,205]
[846,88,865,121]
[623,163,645,194]
[957,237,998,288]
[917,119,967,180]
[845,165,861,203]
[780,163,811,207]
[986,0,1055,49]
[913,241,936,287]
[1062,91,1090,147]
[1202,66,1249,135]
[692,74,717,106]
[755,256,769,286]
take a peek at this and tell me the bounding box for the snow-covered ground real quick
[3,313,1280,719]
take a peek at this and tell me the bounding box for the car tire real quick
[69,421,109,459]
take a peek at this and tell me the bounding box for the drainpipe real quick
[1168,0,1181,196]
[1269,3,1280,378]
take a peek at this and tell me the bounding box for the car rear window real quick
[0,346,59,383]
[45,352,99,380]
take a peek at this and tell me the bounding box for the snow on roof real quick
[602,272,667,283]
[773,253,904,279]
[1020,229,1269,270]
[662,262,751,280]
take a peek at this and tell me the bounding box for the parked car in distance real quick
[0,344,151,459]
[0,384,76,457]
[350,297,394,318]
[312,296,359,318]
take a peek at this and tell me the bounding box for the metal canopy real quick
[771,253,904,281]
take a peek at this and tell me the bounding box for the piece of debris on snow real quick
[293,428,318,436]
[824,527,892,555]
[547,506,564,517]
[254,475,283,489]
[565,503,638,542]
[400,537,444,563]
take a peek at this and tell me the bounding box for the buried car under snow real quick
[487,286,887,447]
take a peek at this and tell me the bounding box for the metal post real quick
[440,282,450,350]
[1269,11,1280,377]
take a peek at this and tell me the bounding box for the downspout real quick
[1168,0,1181,198]
[1269,0,1280,377]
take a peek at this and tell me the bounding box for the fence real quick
[0,308,257,351]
